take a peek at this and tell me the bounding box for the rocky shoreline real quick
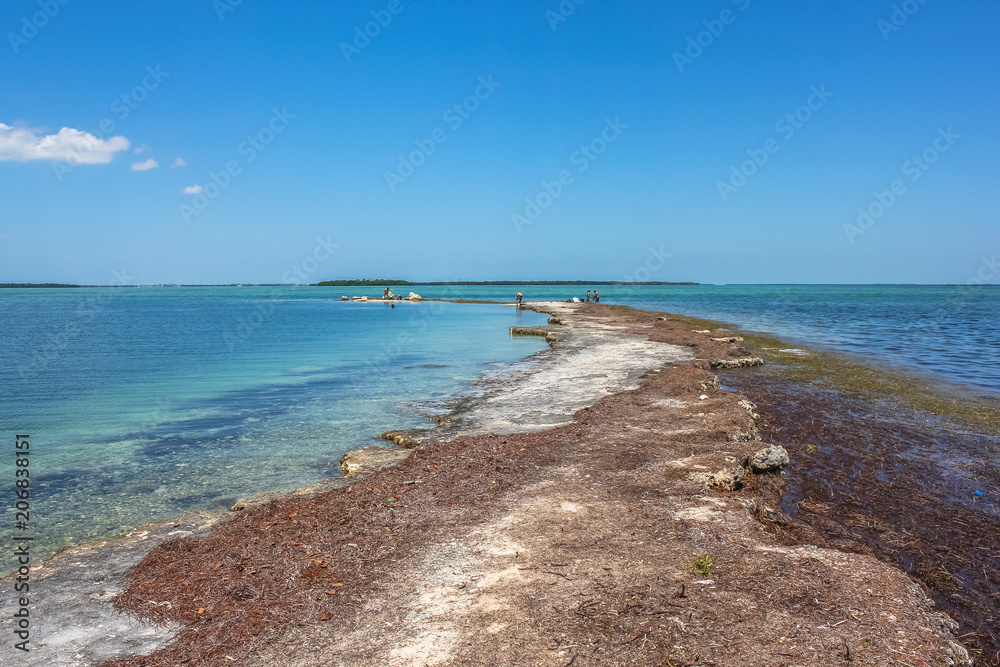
[1,302,973,666]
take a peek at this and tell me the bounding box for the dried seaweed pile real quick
[102,431,542,666]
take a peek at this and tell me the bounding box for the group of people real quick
[572,289,600,303]
[514,290,601,305]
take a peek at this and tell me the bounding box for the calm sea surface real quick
[1,284,997,568]
[435,283,1000,396]
[0,287,548,564]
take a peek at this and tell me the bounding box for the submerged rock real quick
[747,444,790,474]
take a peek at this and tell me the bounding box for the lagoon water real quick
[0,287,549,566]
[436,283,1000,396]
[2,283,998,569]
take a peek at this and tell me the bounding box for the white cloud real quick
[134,144,148,154]
[183,185,203,194]
[171,157,187,168]
[0,123,129,164]
[131,159,159,171]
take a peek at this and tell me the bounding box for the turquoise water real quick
[0,287,548,564]
[3,283,999,570]
[414,284,1000,396]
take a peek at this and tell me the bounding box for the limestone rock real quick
[747,444,789,474]
[510,326,549,337]
[710,336,744,343]
[341,296,349,301]
[728,412,762,442]
[709,357,764,369]
[944,640,973,667]
[737,398,760,421]
[340,445,411,478]
[698,375,721,391]
[744,499,786,525]
[378,429,422,448]
[406,292,424,301]
[691,466,744,491]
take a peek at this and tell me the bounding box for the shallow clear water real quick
[0,287,548,564]
[3,283,998,571]
[410,284,1000,396]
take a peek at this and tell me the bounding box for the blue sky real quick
[1,0,997,284]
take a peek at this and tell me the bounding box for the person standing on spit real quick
[593,290,600,303]
[515,292,523,306]
[586,289,591,301]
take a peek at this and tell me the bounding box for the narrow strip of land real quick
[1,303,971,666]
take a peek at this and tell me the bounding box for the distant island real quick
[316,279,416,287]
[0,283,81,288]
[316,280,699,286]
